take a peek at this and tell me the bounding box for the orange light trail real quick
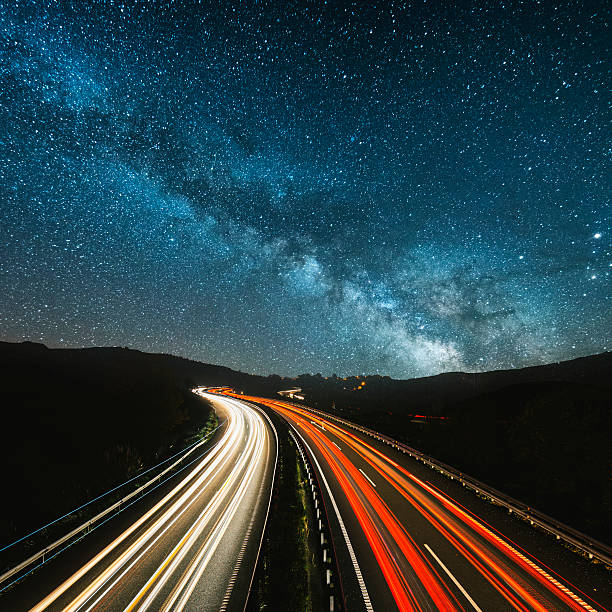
[227,392,602,612]
[318,416,599,612]
[234,394,459,611]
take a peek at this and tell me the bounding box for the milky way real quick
[1,1,610,377]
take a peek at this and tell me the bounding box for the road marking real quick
[424,544,482,612]
[293,429,374,612]
[219,410,275,612]
[331,441,342,451]
[358,469,377,488]
[218,512,253,611]
[417,481,599,612]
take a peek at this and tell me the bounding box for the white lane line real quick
[358,469,377,488]
[292,428,374,612]
[415,480,598,612]
[331,441,342,451]
[424,544,482,612]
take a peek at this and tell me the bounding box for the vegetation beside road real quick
[246,409,322,612]
[0,341,214,561]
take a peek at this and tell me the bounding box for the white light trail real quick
[29,394,270,612]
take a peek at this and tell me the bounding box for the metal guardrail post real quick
[289,430,346,611]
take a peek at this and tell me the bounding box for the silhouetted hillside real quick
[293,352,612,418]
[296,355,612,543]
[1,341,610,547]
[137,348,293,395]
[0,341,216,548]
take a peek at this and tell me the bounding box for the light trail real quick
[28,393,273,612]
[311,411,600,612]
[231,393,606,612]
[243,396,457,611]
[291,428,374,612]
[127,404,265,612]
[424,544,483,612]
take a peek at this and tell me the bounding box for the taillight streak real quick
[267,401,458,612]
[272,400,598,612]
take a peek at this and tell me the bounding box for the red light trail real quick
[227,392,605,612]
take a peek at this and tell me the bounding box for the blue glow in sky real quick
[1,1,609,377]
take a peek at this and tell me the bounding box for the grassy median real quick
[246,409,322,612]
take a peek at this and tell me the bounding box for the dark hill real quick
[294,352,612,418]
[0,341,289,395]
[297,355,612,543]
[0,341,219,552]
[1,341,610,545]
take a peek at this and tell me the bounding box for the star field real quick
[1,1,610,378]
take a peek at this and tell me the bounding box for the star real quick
[0,1,608,377]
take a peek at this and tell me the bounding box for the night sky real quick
[1,1,610,378]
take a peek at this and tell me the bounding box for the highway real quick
[234,394,610,612]
[5,392,276,612]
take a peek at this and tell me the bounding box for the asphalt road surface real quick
[3,392,276,612]
[242,395,610,612]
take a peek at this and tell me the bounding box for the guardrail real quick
[0,418,224,591]
[298,404,612,568]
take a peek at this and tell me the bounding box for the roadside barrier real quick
[289,429,346,612]
[301,405,612,568]
[0,418,225,592]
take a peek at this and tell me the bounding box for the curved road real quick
[238,394,609,612]
[5,392,276,612]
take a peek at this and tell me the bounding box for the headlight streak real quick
[0,418,226,558]
[56,405,244,612]
[75,410,245,612]
[29,395,271,612]
[238,398,595,612]
[162,416,266,612]
[127,405,266,612]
